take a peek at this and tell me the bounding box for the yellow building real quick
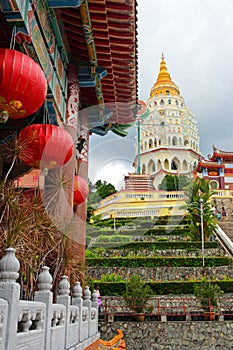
[94,173,186,220]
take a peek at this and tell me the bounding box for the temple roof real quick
[211,145,233,161]
[150,54,180,98]
[58,0,138,123]
[0,0,138,125]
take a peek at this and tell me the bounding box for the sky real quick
[89,0,233,189]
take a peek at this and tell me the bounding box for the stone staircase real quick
[218,220,233,241]
[214,198,233,242]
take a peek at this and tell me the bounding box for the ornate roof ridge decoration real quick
[150,53,180,98]
[211,145,233,159]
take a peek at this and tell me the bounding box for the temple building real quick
[196,146,233,190]
[134,54,201,189]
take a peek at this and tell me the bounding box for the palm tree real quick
[184,178,217,241]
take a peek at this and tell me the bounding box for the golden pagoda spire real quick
[150,54,180,97]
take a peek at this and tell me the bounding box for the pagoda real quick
[134,54,201,189]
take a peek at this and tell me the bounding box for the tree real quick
[88,179,116,204]
[158,175,190,191]
[97,181,116,199]
[184,177,217,241]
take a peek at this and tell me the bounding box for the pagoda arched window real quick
[175,100,178,106]
[172,136,178,145]
[154,138,157,147]
[164,159,169,170]
[160,99,164,105]
[171,158,179,170]
[149,139,153,148]
[168,99,171,104]
[148,159,155,173]
[166,90,170,95]
[154,101,157,106]
[157,159,162,171]
[182,160,188,171]
[144,141,147,149]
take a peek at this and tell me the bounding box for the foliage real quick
[100,272,124,282]
[85,256,232,268]
[193,281,224,307]
[87,179,116,204]
[86,205,95,223]
[184,177,217,241]
[123,274,153,313]
[85,249,97,258]
[93,279,233,296]
[0,181,85,299]
[95,235,132,243]
[158,175,191,191]
[89,240,218,250]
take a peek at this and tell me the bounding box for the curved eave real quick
[58,0,138,124]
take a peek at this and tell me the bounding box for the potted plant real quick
[123,274,153,321]
[194,281,224,320]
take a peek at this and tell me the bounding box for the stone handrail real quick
[0,248,99,350]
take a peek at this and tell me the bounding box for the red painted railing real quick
[101,296,233,321]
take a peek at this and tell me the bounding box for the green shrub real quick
[100,273,124,282]
[193,281,224,307]
[123,274,153,313]
[93,280,233,296]
[86,256,232,268]
[90,241,218,250]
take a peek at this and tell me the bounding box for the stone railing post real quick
[72,281,83,340]
[72,281,83,309]
[56,275,70,347]
[0,247,20,350]
[83,286,91,336]
[92,289,98,315]
[34,266,53,350]
[91,289,98,334]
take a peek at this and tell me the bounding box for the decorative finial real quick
[161,52,165,60]
[37,266,53,291]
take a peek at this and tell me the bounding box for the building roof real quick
[211,145,233,161]
[0,0,138,125]
[57,0,138,123]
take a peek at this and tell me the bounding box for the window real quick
[171,160,178,170]
[168,99,171,104]
[160,99,164,105]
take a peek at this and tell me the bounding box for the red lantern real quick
[0,49,47,119]
[73,175,89,205]
[18,124,74,169]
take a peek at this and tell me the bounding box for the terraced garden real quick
[85,217,233,297]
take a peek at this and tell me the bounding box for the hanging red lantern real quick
[18,124,74,169]
[0,48,47,120]
[73,175,89,205]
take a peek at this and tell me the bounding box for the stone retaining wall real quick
[94,248,225,257]
[86,266,233,281]
[99,320,233,350]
